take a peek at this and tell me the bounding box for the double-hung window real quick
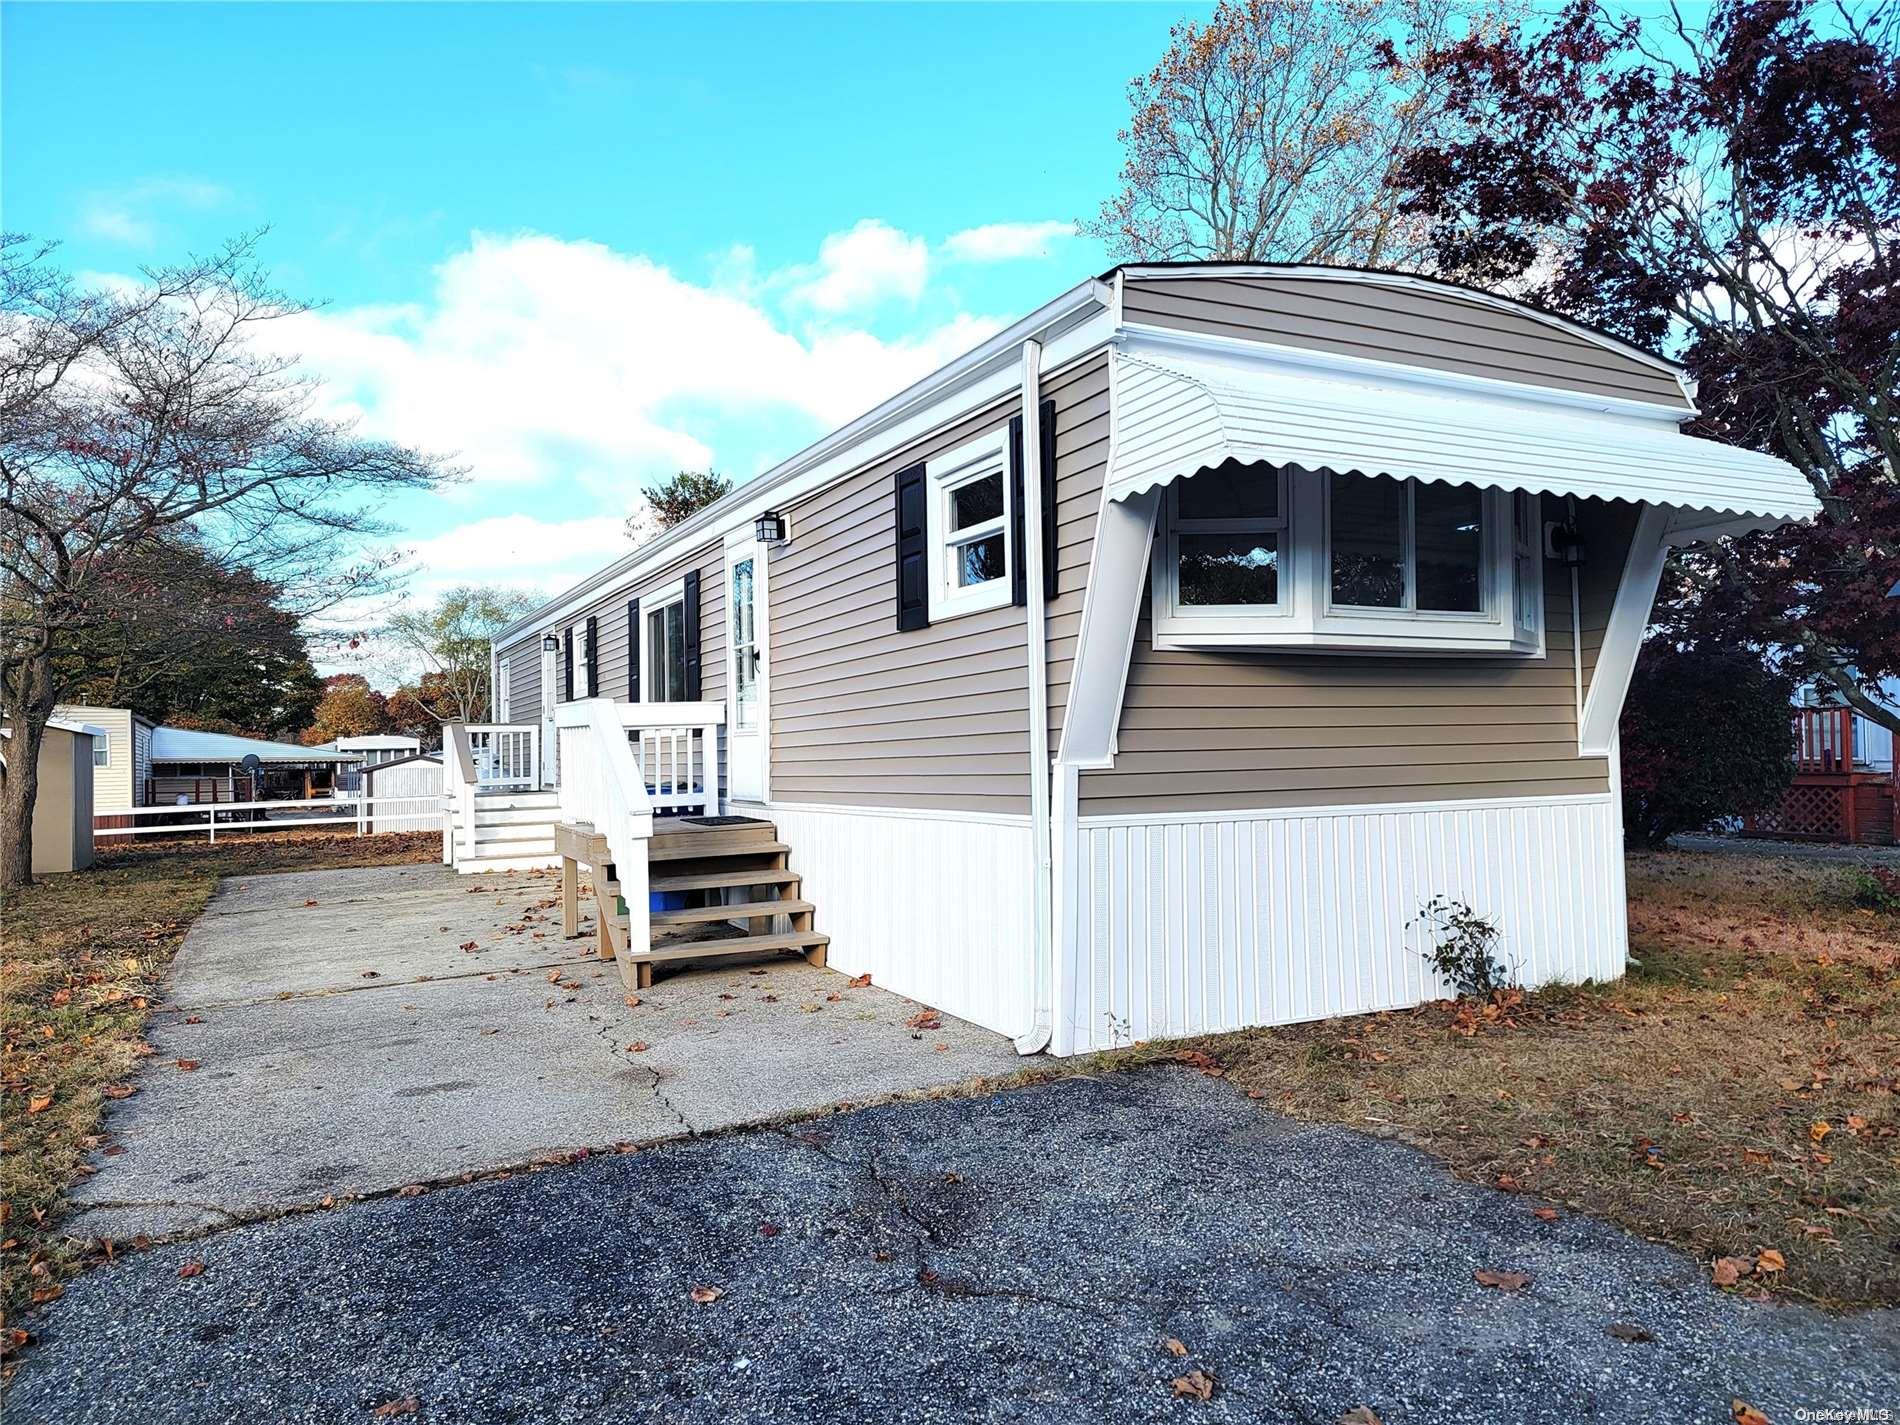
[925,430,1012,620]
[1166,460,1287,615]
[644,584,688,702]
[92,737,109,768]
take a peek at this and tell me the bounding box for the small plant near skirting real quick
[1413,895,1516,999]
[1848,866,1900,915]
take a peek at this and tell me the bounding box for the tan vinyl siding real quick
[1043,354,1111,747]
[769,394,1042,816]
[1121,275,1689,410]
[1075,498,1635,817]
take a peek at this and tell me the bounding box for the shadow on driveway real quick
[15,1068,1898,1424]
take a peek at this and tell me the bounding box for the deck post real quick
[561,855,580,938]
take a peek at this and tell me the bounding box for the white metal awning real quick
[1106,347,1820,523]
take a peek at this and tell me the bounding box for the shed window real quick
[644,589,688,702]
[925,429,1012,620]
[93,738,109,768]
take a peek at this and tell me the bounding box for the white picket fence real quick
[94,794,437,842]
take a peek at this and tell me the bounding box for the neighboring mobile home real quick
[481,265,1817,1056]
[54,705,361,811]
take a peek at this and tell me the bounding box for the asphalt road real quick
[12,1069,1897,1425]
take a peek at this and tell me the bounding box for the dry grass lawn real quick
[1172,851,1899,1310]
[1,830,439,1348]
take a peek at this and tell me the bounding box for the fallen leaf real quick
[1473,1269,1532,1291]
[1810,1120,1831,1142]
[183,1015,204,1026]
[1532,1207,1561,1222]
[302,900,319,908]
[370,1399,419,1419]
[360,970,381,979]
[1161,1337,1188,1358]
[175,1059,200,1071]
[689,1285,725,1304]
[178,1260,205,1278]
[1606,1322,1655,1343]
[623,995,642,1008]
[102,1083,136,1100]
[848,973,872,988]
[1731,1402,1770,1425]
[458,941,479,952]
[1338,1410,1383,1425]
[546,970,564,984]
[27,1095,52,1114]
[627,1042,649,1053]
[1169,1369,1216,1402]
[396,1184,425,1198]
[758,1222,781,1238]
[1754,1248,1786,1274]
[904,1009,943,1031]
[1712,1256,1752,1287]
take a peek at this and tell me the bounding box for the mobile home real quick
[472,265,1817,1056]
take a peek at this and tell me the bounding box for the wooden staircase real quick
[557,815,828,990]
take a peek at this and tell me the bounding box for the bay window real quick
[1151,461,1544,655]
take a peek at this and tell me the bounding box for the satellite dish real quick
[240,753,263,774]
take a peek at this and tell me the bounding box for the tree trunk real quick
[0,649,59,890]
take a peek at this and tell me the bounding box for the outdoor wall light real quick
[1545,521,1587,568]
[755,511,789,546]
[541,633,560,654]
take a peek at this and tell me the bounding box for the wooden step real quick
[627,929,829,964]
[647,839,792,863]
[653,898,814,926]
[650,868,801,894]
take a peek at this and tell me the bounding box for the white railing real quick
[614,701,725,817]
[444,723,480,866]
[95,795,437,842]
[554,698,655,959]
[465,723,540,789]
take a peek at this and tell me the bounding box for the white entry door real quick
[725,538,770,802]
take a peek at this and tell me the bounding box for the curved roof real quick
[149,726,357,764]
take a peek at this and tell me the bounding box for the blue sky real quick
[5,2,1202,676]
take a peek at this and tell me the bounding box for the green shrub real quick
[1619,642,1796,848]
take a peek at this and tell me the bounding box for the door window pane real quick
[1178,533,1279,605]
[1330,474,1406,608]
[1415,483,1485,612]
[1177,461,1279,521]
[731,559,758,731]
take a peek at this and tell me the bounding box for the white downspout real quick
[1016,337,1054,1055]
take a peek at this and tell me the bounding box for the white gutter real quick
[1016,338,1053,1056]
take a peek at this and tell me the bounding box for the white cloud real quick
[78,176,228,247]
[943,220,1076,263]
[279,228,1003,494]
[785,219,929,313]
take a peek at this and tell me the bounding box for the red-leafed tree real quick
[1395,0,1899,733]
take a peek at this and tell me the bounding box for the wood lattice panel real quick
[1747,783,1849,841]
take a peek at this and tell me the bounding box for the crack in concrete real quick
[165,958,588,1013]
[589,1004,694,1137]
[65,1197,241,1223]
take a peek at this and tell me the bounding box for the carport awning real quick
[1106,349,1820,523]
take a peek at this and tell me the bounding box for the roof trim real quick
[1108,262,1689,392]
[494,276,1116,645]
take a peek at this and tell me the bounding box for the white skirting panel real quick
[759,802,1037,1041]
[1058,794,1625,1056]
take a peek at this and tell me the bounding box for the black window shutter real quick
[626,599,641,701]
[562,629,574,701]
[1009,399,1060,606]
[682,570,702,700]
[894,461,929,631]
[584,616,598,697]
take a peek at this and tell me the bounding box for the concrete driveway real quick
[16,1069,1897,1424]
[64,862,1020,1242]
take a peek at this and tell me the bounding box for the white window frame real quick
[496,656,512,722]
[642,578,688,703]
[92,736,110,768]
[1158,467,1292,629]
[1151,467,1544,656]
[925,429,1012,622]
